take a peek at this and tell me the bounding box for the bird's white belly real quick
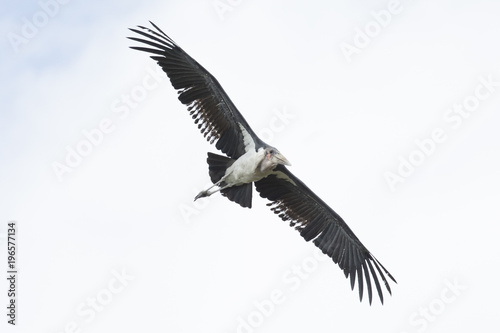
[223,149,268,186]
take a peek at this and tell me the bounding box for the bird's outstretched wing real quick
[128,22,264,159]
[255,165,396,304]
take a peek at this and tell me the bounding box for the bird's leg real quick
[194,180,229,201]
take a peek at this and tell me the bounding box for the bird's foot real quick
[194,190,209,201]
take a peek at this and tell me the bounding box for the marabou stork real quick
[129,22,396,304]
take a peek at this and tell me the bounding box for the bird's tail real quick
[206,152,234,184]
[206,152,253,208]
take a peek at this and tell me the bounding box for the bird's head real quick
[260,147,291,172]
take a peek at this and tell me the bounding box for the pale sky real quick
[1,1,500,332]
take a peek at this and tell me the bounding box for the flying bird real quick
[129,22,396,304]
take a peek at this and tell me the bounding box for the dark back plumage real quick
[255,165,396,304]
[128,22,266,159]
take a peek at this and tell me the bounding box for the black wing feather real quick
[128,22,265,159]
[255,165,396,304]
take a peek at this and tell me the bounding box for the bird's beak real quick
[275,153,291,166]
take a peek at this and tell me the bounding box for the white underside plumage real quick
[220,123,274,186]
[222,148,269,186]
[239,122,256,152]
[195,124,270,199]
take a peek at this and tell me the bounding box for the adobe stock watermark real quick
[385,73,499,192]
[212,0,244,21]
[231,248,328,333]
[51,65,165,182]
[7,0,72,53]
[178,181,214,225]
[178,106,296,224]
[52,268,134,333]
[0,223,8,263]
[339,0,405,64]
[400,277,466,333]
